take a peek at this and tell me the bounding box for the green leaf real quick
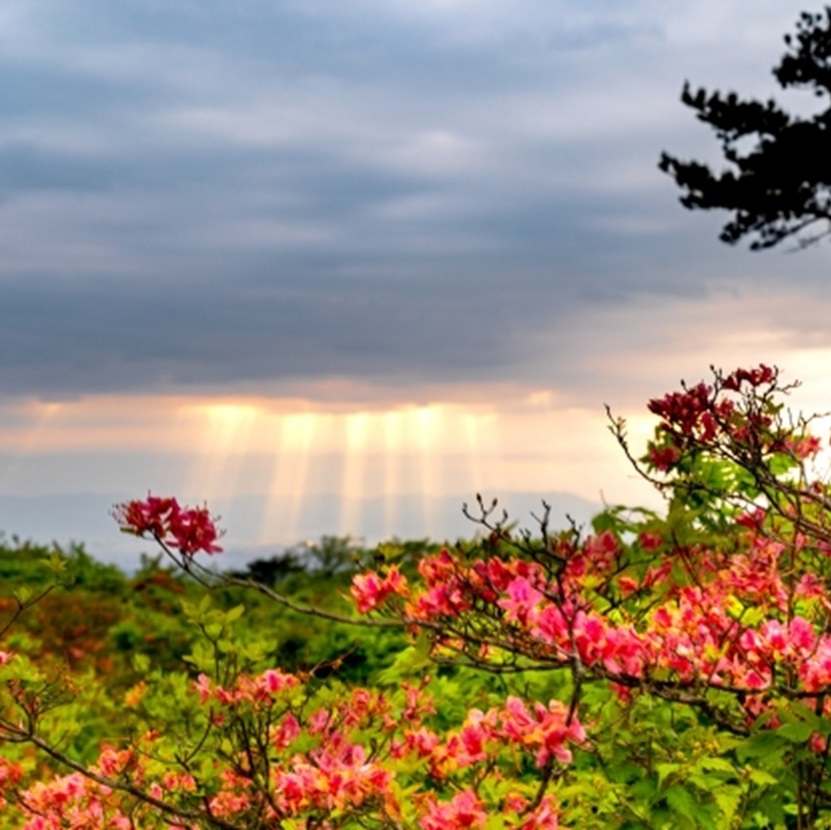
[132,653,151,674]
[46,551,68,573]
[777,721,814,743]
[591,509,622,535]
[737,730,786,762]
[376,633,433,684]
[242,642,266,662]
[13,586,31,604]
[0,655,42,683]
[714,789,741,821]
[747,769,779,787]
[216,638,234,654]
[781,702,820,731]
[204,623,223,639]
[664,784,697,816]
[374,543,403,563]
[697,757,738,776]
[655,762,680,788]
[695,811,719,830]
[224,604,245,624]
[769,453,797,476]
[183,642,213,672]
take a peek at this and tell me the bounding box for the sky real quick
[3,0,831,566]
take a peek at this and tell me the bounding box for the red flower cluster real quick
[722,364,776,391]
[647,381,713,436]
[647,365,778,438]
[112,495,223,556]
[641,366,798,474]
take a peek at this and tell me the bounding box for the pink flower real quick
[350,566,408,613]
[194,673,212,704]
[259,669,298,696]
[420,790,487,830]
[272,713,301,749]
[498,697,585,767]
[785,435,822,460]
[519,796,560,829]
[498,577,543,625]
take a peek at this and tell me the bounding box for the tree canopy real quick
[660,8,831,250]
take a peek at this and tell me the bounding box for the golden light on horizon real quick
[0,387,672,546]
[0,393,639,496]
[6,308,831,547]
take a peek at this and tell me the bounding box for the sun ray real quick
[382,410,403,537]
[339,412,370,537]
[461,411,485,493]
[285,413,321,543]
[185,403,260,500]
[0,401,65,493]
[259,412,326,544]
[411,405,442,537]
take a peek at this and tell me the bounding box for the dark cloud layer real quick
[0,0,827,400]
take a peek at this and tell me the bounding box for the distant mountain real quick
[0,489,602,572]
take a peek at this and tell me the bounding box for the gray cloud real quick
[0,0,827,400]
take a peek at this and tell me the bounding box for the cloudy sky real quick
[2,0,831,564]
